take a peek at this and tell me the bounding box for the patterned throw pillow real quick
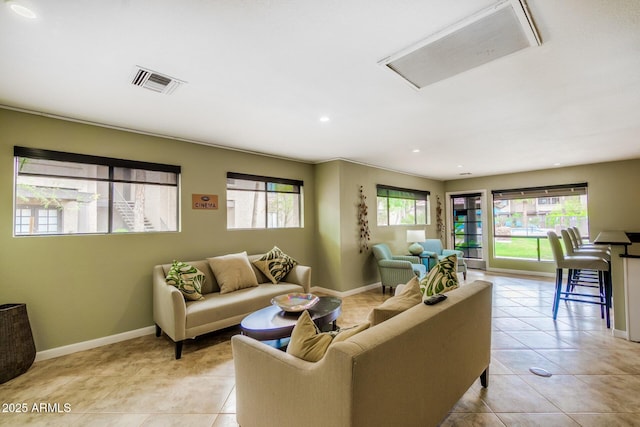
[252,246,298,284]
[420,254,459,298]
[165,261,206,301]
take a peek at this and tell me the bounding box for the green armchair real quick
[372,243,427,294]
[418,239,467,280]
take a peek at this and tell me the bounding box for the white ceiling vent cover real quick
[131,67,185,94]
[380,0,541,89]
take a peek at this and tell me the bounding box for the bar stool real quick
[561,229,610,290]
[547,231,612,328]
[569,227,606,250]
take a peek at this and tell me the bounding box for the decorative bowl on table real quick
[271,293,319,313]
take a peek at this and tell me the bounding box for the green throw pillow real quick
[166,260,206,301]
[420,254,459,298]
[252,246,298,284]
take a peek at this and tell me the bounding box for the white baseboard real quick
[485,267,556,278]
[35,326,156,362]
[613,328,629,340]
[310,282,381,298]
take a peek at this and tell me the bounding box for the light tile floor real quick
[1,270,639,426]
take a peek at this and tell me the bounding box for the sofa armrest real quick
[442,249,464,258]
[232,335,352,427]
[379,259,413,269]
[282,264,311,292]
[420,250,438,258]
[152,265,187,342]
[392,255,421,264]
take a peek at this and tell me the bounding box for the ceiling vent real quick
[131,66,185,94]
[379,0,541,89]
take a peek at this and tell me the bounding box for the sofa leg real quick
[175,341,184,360]
[155,324,162,337]
[480,367,489,388]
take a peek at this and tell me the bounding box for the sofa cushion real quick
[185,283,304,329]
[420,254,459,298]
[207,252,259,294]
[366,276,422,326]
[252,246,298,284]
[165,261,206,301]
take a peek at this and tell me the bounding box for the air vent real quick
[131,67,185,94]
[379,0,540,89]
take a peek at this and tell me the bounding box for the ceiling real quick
[1,0,639,180]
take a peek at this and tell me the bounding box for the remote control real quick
[424,294,447,305]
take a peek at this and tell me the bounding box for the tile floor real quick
[1,270,639,426]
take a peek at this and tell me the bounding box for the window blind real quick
[492,183,587,201]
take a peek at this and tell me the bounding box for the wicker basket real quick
[0,303,36,384]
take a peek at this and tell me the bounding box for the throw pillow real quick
[366,276,422,326]
[420,254,459,298]
[207,252,259,294]
[252,246,298,284]
[165,260,206,301]
[286,310,334,362]
[331,322,370,344]
[287,311,370,362]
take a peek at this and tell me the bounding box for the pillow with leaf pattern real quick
[252,246,298,284]
[420,254,459,298]
[166,260,206,301]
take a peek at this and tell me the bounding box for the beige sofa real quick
[153,255,311,359]
[232,280,492,427]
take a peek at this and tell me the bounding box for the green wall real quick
[0,109,316,351]
[3,107,639,351]
[314,160,443,292]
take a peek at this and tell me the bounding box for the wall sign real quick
[192,194,218,210]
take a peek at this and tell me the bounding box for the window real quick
[492,183,588,261]
[376,185,430,226]
[226,172,303,229]
[14,146,180,236]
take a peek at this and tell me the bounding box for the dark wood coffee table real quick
[240,296,342,346]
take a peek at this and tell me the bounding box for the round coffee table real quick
[240,296,342,346]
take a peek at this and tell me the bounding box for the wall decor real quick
[358,186,371,253]
[436,195,444,240]
[192,194,218,210]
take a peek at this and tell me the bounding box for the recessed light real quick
[9,3,37,19]
[457,164,463,168]
[319,116,330,123]
[553,162,562,166]
[412,149,420,153]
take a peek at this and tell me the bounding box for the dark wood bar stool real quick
[548,231,612,328]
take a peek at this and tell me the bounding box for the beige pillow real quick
[207,252,259,294]
[420,254,459,298]
[286,310,334,362]
[367,276,422,326]
[287,311,370,362]
[331,323,370,344]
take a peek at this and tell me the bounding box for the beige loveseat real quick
[153,254,311,359]
[232,280,492,427]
